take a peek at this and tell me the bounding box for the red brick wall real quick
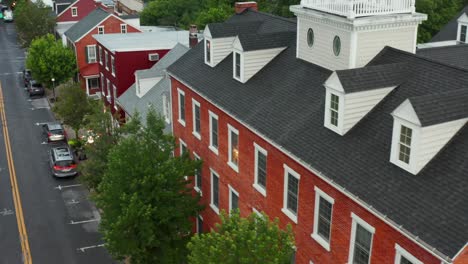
[454,245,468,264]
[74,15,140,91]
[57,0,100,23]
[171,77,444,264]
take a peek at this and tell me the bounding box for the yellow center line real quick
[0,82,32,264]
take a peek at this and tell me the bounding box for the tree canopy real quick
[26,34,76,88]
[95,109,203,263]
[14,0,56,48]
[188,210,295,264]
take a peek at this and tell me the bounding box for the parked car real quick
[48,146,77,177]
[22,69,32,87]
[0,5,6,19]
[43,123,66,142]
[27,80,45,97]
[3,9,12,22]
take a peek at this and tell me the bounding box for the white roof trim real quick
[391,99,421,126]
[74,14,141,43]
[57,0,79,18]
[324,72,343,92]
[204,25,212,39]
[457,13,468,24]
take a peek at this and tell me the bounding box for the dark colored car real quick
[22,69,32,87]
[49,146,77,177]
[27,80,45,97]
[43,123,66,142]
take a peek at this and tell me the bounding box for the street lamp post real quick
[51,78,56,102]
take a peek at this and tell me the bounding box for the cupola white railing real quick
[301,0,415,18]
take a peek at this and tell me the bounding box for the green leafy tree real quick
[95,109,203,263]
[188,210,295,264]
[195,5,233,29]
[52,83,92,138]
[141,0,201,27]
[26,34,76,89]
[14,0,56,47]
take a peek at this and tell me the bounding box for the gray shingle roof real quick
[64,8,110,42]
[168,10,468,259]
[410,89,468,127]
[417,44,468,70]
[238,31,295,51]
[208,21,262,38]
[335,63,409,93]
[430,5,468,42]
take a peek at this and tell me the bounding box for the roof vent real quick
[148,53,159,61]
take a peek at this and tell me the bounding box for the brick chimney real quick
[189,25,198,48]
[235,1,258,14]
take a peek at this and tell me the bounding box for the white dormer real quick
[291,1,427,70]
[457,13,468,43]
[390,92,468,175]
[135,72,162,98]
[323,64,406,135]
[204,25,236,67]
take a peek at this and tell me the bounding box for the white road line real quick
[77,244,105,253]
[0,208,14,216]
[54,184,82,190]
[35,122,48,126]
[69,219,99,225]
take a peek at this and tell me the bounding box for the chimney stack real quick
[235,2,258,14]
[189,25,198,48]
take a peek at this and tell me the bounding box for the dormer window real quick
[234,52,241,79]
[329,94,339,126]
[71,7,77,17]
[205,39,211,64]
[398,125,412,164]
[460,25,467,43]
[98,26,104,35]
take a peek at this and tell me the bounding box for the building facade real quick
[168,1,468,264]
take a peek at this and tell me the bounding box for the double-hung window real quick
[111,56,115,75]
[282,165,300,223]
[399,125,412,164]
[210,169,220,214]
[162,94,171,124]
[330,93,339,126]
[121,24,127,34]
[460,25,467,43]
[312,187,334,251]
[253,143,267,196]
[104,51,108,70]
[209,111,218,154]
[227,124,239,172]
[228,185,239,213]
[71,7,77,17]
[196,215,203,233]
[106,79,111,99]
[234,52,241,79]
[192,99,201,139]
[98,46,103,65]
[113,85,117,107]
[86,45,96,63]
[205,39,211,63]
[98,26,104,34]
[394,244,423,264]
[348,213,375,264]
[193,152,202,195]
[177,88,186,126]
[179,139,187,156]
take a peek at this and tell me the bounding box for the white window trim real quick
[457,22,468,43]
[196,214,203,234]
[71,7,77,17]
[233,50,244,82]
[311,186,334,252]
[208,111,219,155]
[179,138,188,180]
[281,164,300,224]
[228,185,239,214]
[106,79,111,102]
[162,94,171,124]
[252,207,263,217]
[120,24,127,34]
[210,169,220,215]
[394,244,423,264]
[193,152,202,196]
[104,51,109,70]
[177,88,186,126]
[390,118,420,175]
[100,73,104,92]
[227,124,239,172]
[86,45,97,63]
[98,25,105,34]
[253,142,267,197]
[98,46,103,65]
[111,56,115,76]
[347,213,375,264]
[113,85,117,110]
[192,99,201,140]
[323,89,345,135]
[204,38,212,66]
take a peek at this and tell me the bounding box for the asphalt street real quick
[0,21,114,263]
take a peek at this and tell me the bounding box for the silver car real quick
[43,123,66,142]
[49,146,77,177]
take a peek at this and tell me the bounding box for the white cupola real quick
[290,0,427,71]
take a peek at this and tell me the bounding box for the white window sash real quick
[253,142,267,196]
[210,169,220,214]
[311,186,334,251]
[177,88,186,126]
[347,213,375,264]
[228,185,239,213]
[192,99,201,139]
[227,124,239,172]
[208,111,218,154]
[281,164,300,224]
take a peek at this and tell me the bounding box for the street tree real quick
[188,210,295,264]
[26,34,76,90]
[95,109,203,263]
[141,0,201,27]
[52,83,92,139]
[14,0,56,48]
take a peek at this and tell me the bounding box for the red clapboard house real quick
[63,7,140,95]
[167,1,468,264]
[93,30,190,117]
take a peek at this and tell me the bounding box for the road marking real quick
[67,199,80,205]
[0,208,14,216]
[77,244,105,253]
[54,184,82,190]
[0,72,21,76]
[69,218,99,225]
[0,82,33,264]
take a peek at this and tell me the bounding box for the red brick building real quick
[64,7,140,95]
[167,2,468,264]
[93,31,189,115]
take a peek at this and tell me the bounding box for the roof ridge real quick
[385,46,468,73]
[245,9,297,25]
[418,43,468,52]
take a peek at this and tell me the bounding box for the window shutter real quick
[85,46,89,64]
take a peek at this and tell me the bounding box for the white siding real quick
[417,119,468,168]
[355,26,417,67]
[243,48,285,82]
[137,77,161,98]
[297,17,351,70]
[342,87,394,133]
[212,37,235,66]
